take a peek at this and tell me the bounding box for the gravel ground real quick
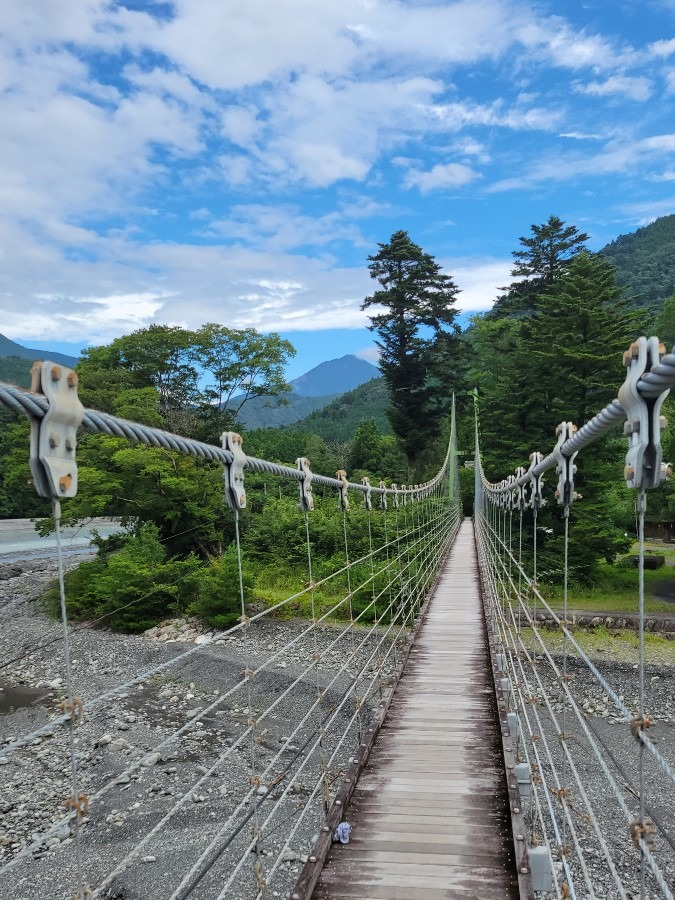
[0,558,399,900]
[515,630,675,900]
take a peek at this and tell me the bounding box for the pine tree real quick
[362,230,462,470]
[491,215,590,318]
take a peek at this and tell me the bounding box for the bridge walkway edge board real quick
[305,519,523,900]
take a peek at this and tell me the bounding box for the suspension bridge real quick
[0,336,674,899]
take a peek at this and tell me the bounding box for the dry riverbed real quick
[0,558,394,900]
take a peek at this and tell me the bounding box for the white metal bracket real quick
[400,484,407,506]
[297,457,314,512]
[526,452,545,510]
[390,483,400,508]
[553,422,579,505]
[28,361,84,499]
[378,481,387,510]
[336,470,350,511]
[514,466,527,511]
[221,431,247,509]
[362,477,372,510]
[618,336,671,489]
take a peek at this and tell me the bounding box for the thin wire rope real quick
[93,499,457,897]
[638,489,647,899]
[478,506,629,900]
[477,509,675,899]
[53,499,87,899]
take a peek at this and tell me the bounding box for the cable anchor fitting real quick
[619,336,671,489]
[28,361,84,499]
[553,422,580,505]
[526,452,545,510]
[296,457,314,512]
[514,466,528,511]
[335,469,350,510]
[221,431,246,509]
[378,480,387,510]
[390,483,400,508]
[362,477,372,510]
[400,484,408,506]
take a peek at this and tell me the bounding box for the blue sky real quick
[3,0,675,379]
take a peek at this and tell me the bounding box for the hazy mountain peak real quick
[290,354,381,397]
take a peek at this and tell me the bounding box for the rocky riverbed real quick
[0,559,398,900]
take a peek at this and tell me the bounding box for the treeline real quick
[3,214,675,630]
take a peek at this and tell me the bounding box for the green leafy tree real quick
[476,250,645,579]
[362,231,462,470]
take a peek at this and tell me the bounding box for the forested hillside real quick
[289,378,390,441]
[601,214,675,307]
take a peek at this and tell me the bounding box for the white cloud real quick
[648,37,675,59]
[355,346,381,363]
[575,75,653,102]
[443,258,513,310]
[404,162,480,192]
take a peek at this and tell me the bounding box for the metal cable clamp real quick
[553,422,580,505]
[514,466,528,511]
[335,469,350,510]
[362,477,373,510]
[28,361,84,499]
[400,484,408,506]
[526,452,545,509]
[296,457,314,512]
[618,336,671,489]
[221,431,246,509]
[378,480,387,510]
[390,483,400,508]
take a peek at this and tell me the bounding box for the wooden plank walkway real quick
[313,520,519,900]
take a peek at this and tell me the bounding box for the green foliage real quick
[0,412,50,519]
[0,356,32,388]
[362,231,463,468]
[473,239,644,581]
[601,214,675,308]
[44,524,202,632]
[491,215,590,318]
[187,546,252,629]
[291,378,390,442]
[78,323,295,441]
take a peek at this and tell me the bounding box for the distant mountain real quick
[290,354,380,397]
[233,391,340,430]
[289,377,390,442]
[601,214,675,308]
[0,333,78,367]
[230,354,382,429]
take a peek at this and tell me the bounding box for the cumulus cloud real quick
[404,162,480,192]
[575,75,653,101]
[0,0,672,348]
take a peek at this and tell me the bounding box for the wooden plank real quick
[300,521,521,900]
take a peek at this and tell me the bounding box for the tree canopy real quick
[362,230,463,470]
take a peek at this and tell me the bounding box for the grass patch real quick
[522,625,675,667]
[542,561,675,613]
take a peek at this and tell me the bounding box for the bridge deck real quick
[313,520,518,900]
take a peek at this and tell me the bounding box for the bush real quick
[187,546,252,629]
[45,523,201,632]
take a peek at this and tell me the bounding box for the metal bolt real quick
[66,438,75,452]
[322,826,329,833]
[59,474,73,493]
[309,855,316,863]
[49,433,61,449]
[67,371,78,388]
[517,834,524,841]
[514,807,520,813]
[335,800,342,806]
[520,867,528,874]
[51,365,62,381]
